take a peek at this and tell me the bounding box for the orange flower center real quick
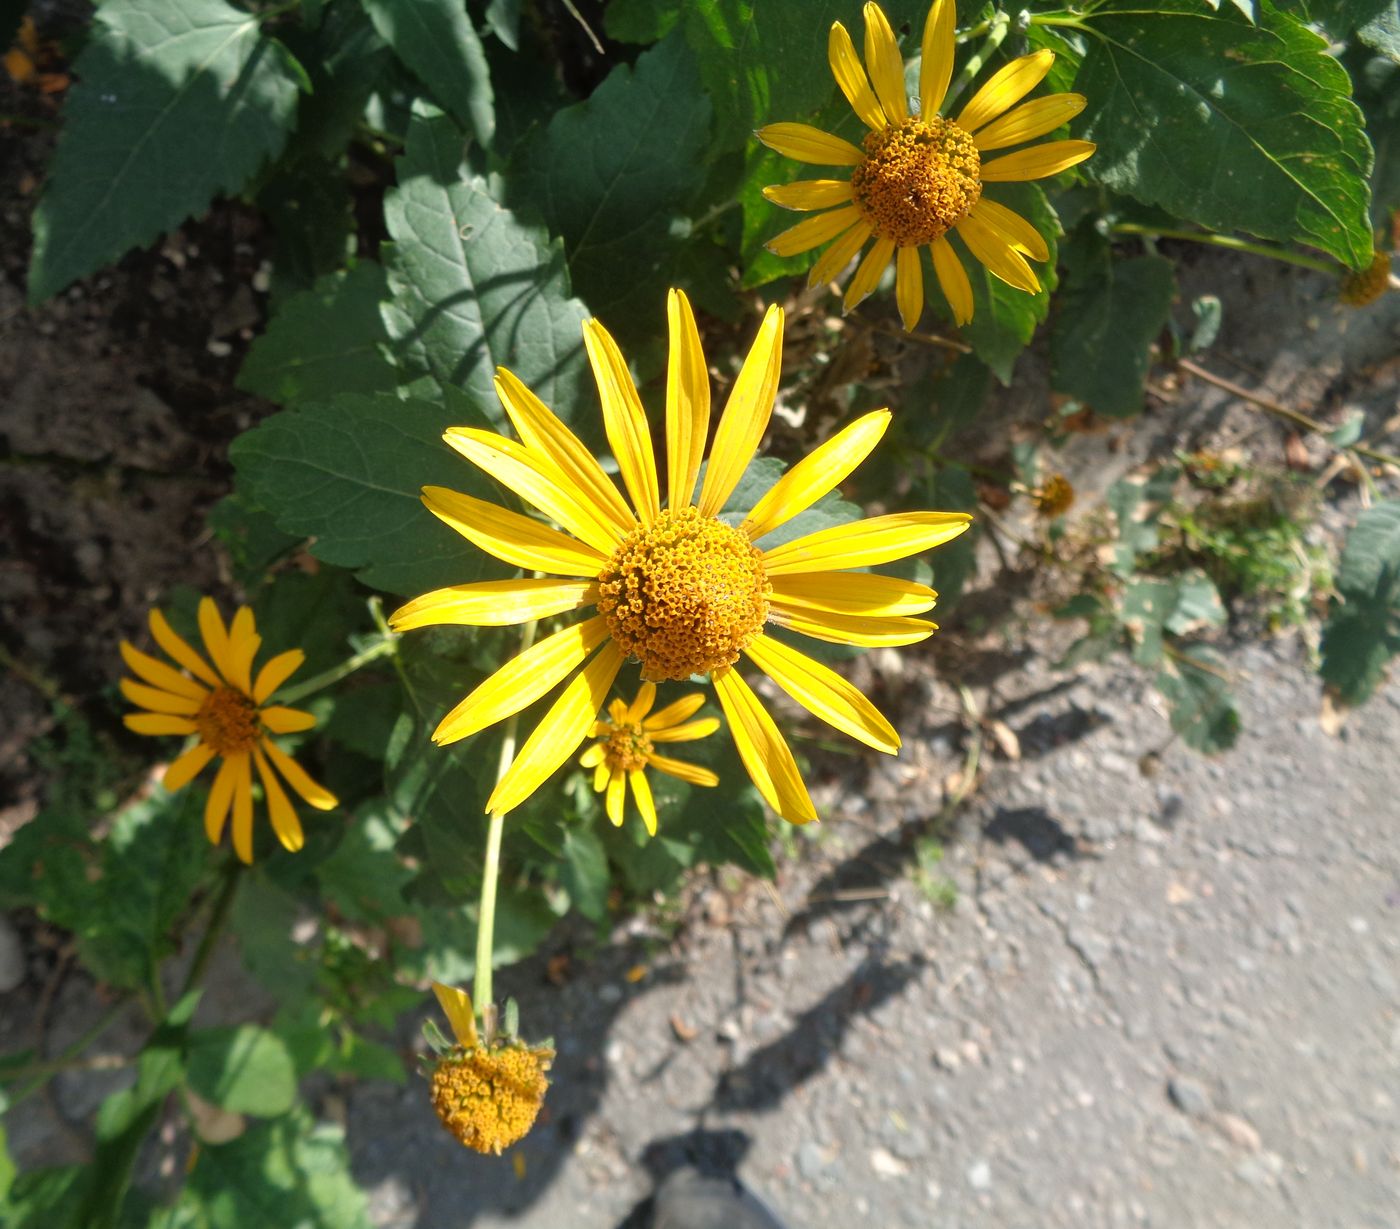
[851,116,981,246]
[596,507,770,681]
[195,687,260,754]
[429,1043,553,1155]
[601,721,654,773]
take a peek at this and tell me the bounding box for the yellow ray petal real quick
[487,642,626,815]
[149,609,220,688]
[665,289,710,512]
[626,682,657,723]
[432,615,610,746]
[769,605,936,647]
[829,21,886,130]
[755,122,864,166]
[629,769,658,836]
[593,761,610,792]
[431,981,479,1047]
[762,179,855,211]
[919,0,955,118]
[225,607,259,696]
[443,428,623,555]
[231,754,254,864]
[582,319,661,525]
[763,510,972,575]
[259,706,316,734]
[973,92,1086,152]
[647,753,719,788]
[253,649,305,705]
[746,633,899,752]
[389,580,597,632]
[843,236,895,311]
[969,198,1049,262]
[648,717,721,743]
[120,678,203,716]
[863,2,907,124]
[608,697,628,723]
[259,737,338,811]
[980,139,1095,182]
[606,769,626,826]
[712,667,817,824]
[955,48,1054,133]
[579,742,606,769]
[163,741,216,793]
[644,693,707,730]
[930,234,973,325]
[807,219,873,289]
[422,486,607,578]
[253,744,305,854]
[120,641,207,701]
[895,245,924,331]
[956,211,1040,293]
[124,713,198,737]
[198,598,234,686]
[495,367,635,537]
[697,304,784,517]
[766,205,863,258]
[742,410,891,542]
[205,753,240,846]
[769,571,937,616]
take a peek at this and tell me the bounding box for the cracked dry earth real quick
[348,636,1400,1228]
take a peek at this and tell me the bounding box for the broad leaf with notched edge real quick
[1052,226,1175,417]
[1155,645,1240,753]
[514,33,711,342]
[186,1026,297,1118]
[1074,0,1373,268]
[361,0,493,146]
[382,103,592,429]
[238,264,398,406]
[229,392,501,596]
[28,0,305,302]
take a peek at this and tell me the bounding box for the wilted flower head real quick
[1338,250,1393,307]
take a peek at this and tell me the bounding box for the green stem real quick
[1113,223,1337,274]
[276,599,397,703]
[944,9,1011,109]
[3,1002,130,1102]
[181,859,243,999]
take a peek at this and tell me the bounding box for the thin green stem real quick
[3,1000,129,1107]
[1113,223,1337,274]
[181,859,243,999]
[276,599,397,703]
[944,9,1011,109]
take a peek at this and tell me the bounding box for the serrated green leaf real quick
[382,103,592,427]
[560,825,610,922]
[1052,227,1175,417]
[1335,500,1400,597]
[1155,646,1240,752]
[515,33,712,343]
[361,0,493,145]
[230,392,499,596]
[238,264,397,407]
[1120,572,1225,667]
[28,0,304,302]
[1075,0,1373,268]
[187,1026,298,1118]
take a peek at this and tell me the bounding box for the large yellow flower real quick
[758,0,1095,329]
[120,598,338,863]
[389,290,970,823]
[579,683,720,835]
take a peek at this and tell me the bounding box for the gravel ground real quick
[346,636,1400,1228]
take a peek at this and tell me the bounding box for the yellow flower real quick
[120,597,337,863]
[579,683,719,835]
[427,981,553,1156]
[390,290,970,823]
[757,0,1095,329]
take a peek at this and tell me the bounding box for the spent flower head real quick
[120,598,337,863]
[389,290,970,824]
[1338,249,1393,307]
[758,0,1095,329]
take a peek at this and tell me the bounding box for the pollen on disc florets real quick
[597,506,770,682]
[603,722,654,773]
[195,687,260,754]
[429,1042,553,1156]
[851,116,982,247]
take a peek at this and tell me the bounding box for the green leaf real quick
[1155,645,1241,753]
[1075,0,1374,268]
[0,1168,88,1229]
[1120,572,1225,667]
[1335,499,1400,598]
[382,103,592,428]
[28,0,305,301]
[257,157,356,302]
[1107,467,1180,578]
[515,32,712,342]
[238,264,397,407]
[1320,501,1400,704]
[1051,226,1175,417]
[187,1026,298,1117]
[282,0,390,161]
[230,391,499,596]
[361,0,493,145]
[560,826,610,923]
